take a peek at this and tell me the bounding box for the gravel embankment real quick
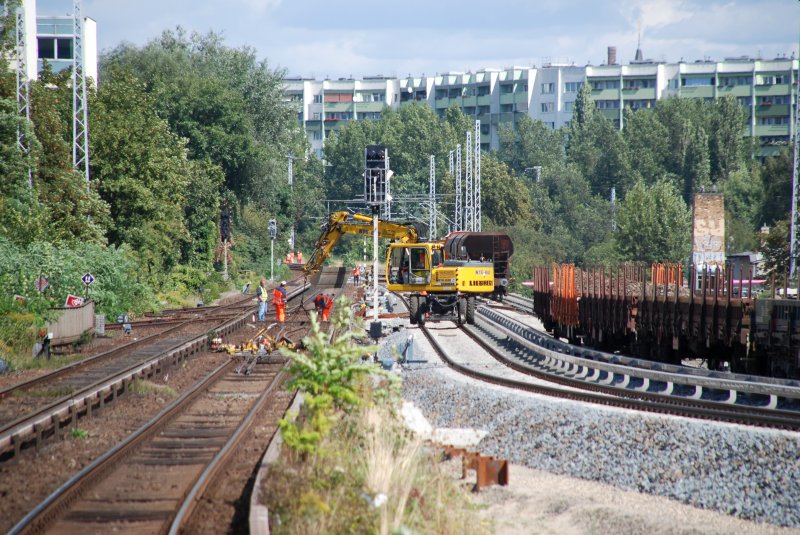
[401,368,800,528]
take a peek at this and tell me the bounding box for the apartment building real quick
[286,55,798,158]
[6,0,98,83]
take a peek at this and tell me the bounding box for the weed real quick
[71,427,88,439]
[128,379,177,397]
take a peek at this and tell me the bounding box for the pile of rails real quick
[532,263,799,378]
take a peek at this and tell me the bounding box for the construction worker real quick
[314,292,326,317]
[322,293,334,322]
[296,251,304,264]
[273,281,287,322]
[353,265,360,286]
[285,252,292,264]
[256,278,269,321]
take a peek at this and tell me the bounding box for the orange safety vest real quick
[354,267,360,277]
[297,252,304,263]
[273,288,286,306]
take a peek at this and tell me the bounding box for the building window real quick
[312,112,322,120]
[719,76,752,87]
[500,84,513,94]
[541,102,554,113]
[476,85,491,96]
[313,94,323,103]
[564,101,574,112]
[596,99,620,109]
[436,89,447,99]
[325,112,352,120]
[625,99,654,110]
[738,97,752,106]
[357,111,381,120]
[481,124,490,135]
[564,82,583,92]
[448,87,462,98]
[37,37,73,60]
[591,80,620,90]
[545,122,555,129]
[757,74,787,85]
[758,116,790,125]
[478,105,490,115]
[623,78,655,89]
[541,83,555,94]
[312,131,322,140]
[500,103,514,112]
[681,77,713,87]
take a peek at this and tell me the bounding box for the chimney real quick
[607,46,617,65]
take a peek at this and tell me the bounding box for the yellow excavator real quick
[304,211,495,325]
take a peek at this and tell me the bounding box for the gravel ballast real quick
[401,359,800,528]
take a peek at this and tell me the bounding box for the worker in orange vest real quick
[296,251,304,264]
[273,281,287,322]
[322,293,334,321]
[353,265,360,286]
[285,252,292,264]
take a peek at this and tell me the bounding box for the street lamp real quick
[268,219,277,281]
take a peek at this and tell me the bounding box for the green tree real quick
[30,67,109,245]
[479,154,532,227]
[90,68,192,283]
[622,107,668,184]
[497,115,564,176]
[615,179,692,262]
[708,96,747,182]
[760,148,792,225]
[759,219,789,278]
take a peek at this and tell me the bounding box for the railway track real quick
[8,358,294,535]
[390,292,800,430]
[0,281,309,463]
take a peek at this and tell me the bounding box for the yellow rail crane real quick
[304,211,495,325]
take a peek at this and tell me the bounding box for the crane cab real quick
[385,243,494,294]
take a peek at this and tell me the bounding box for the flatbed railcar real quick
[532,263,800,379]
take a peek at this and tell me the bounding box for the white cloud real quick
[620,0,694,34]
[240,0,281,14]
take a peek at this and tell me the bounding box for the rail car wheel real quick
[409,295,419,325]
[466,296,476,325]
[457,297,467,325]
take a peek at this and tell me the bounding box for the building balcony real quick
[476,95,492,106]
[355,102,384,112]
[755,104,790,117]
[754,124,790,136]
[621,87,656,99]
[598,109,619,120]
[462,96,478,107]
[499,93,515,105]
[591,89,620,100]
[754,85,791,97]
[679,86,714,98]
[325,102,355,112]
[716,85,752,97]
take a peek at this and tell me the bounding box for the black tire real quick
[457,297,467,325]
[409,295,419,325]
[417,297,427,326]
[466,296,476,325]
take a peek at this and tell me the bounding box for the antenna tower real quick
[15,4,31,187]
[464,131,474,231]
[474,119,481,231]
[73,0,90,187]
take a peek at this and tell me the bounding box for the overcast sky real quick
[37,0,800,79]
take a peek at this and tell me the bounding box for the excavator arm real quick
[303,211,418,274]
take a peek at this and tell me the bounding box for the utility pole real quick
[288,154,295,253]
[365,145,391,338]
[428,155,436,239]
[268,219,277,281]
